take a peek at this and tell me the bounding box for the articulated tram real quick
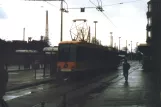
[56,41,121,79]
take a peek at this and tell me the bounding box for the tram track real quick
[6,63,139,103]
[6,64,140,107]
[30,70,120,107]
[5,68,118,102]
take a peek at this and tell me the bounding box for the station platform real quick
[34,61,160,107]
[7,68,54,91]
[73,61,160,107]
[5,61,160,107]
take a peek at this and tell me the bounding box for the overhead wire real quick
[89,0,97,7]
[89,0,117,28]
[101,11,117,28]
[45,1,59,9]
[63,0,143,9]
[99,0,103,7]
[97,0,100,6]
[103,0,142,7]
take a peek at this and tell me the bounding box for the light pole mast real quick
[126,40,127,53]
[131,41,132,60]
[94,21,98,43]
[110,32,113,47]
[119,37,121,51]
[23,28,25,41]
[60,0,63,42]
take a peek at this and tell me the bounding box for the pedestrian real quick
[123,59,130,82]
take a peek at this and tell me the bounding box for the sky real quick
[0,0,149,50]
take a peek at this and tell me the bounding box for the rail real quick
[32,61,138,107]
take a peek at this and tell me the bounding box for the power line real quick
[101,11,117,28]
[89,0,116,28]
[45,1,59,8]
[99,0,103,7]
[89,0,97,7]
[103,0,142,7]
[69,0,142,10]
[97,0,100,6]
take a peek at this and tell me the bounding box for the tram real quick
[56,41,121,79]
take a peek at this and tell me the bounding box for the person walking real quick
[123,59,130,82]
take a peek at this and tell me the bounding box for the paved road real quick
[70,61,159,107]
[5,63,122,107]
[6,61,156,107]
[7,69,51,91]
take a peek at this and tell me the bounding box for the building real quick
[146,1,152,44]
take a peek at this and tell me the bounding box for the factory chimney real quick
[44,10,49,43]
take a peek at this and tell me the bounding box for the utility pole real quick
[119,37,121,51]
[126,40,127,53]
[131,41,132,60]
[94,21,98,43]
[60,0,63,42]
[88,26,91,43]
[23,28,25,41]
[110,32,113,47]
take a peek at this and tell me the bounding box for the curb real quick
[8,68,44,72]
[7,78,54,92]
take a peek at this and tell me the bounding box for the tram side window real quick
[70,45,76,61]
[58,45,69,61]
[77,46,91,61]
[77,46,84,61]
[87,47,93,61]
[58,44,76,61]
[90,48,96,61]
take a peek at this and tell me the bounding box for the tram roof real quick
[59,41,117,51]
[59,41,85,44]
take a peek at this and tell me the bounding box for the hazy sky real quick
[0,0,149,50]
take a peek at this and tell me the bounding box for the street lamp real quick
[126,40,127,53]
[60,0,68,42]
[119,37,121,51]
[131,41,132,60]
[94,21,98,43]
[23,28,25,41]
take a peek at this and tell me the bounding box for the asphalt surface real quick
[5,61,159,107]
[69,61,159,107]
[5,63,121,107]
[7,68,52,91]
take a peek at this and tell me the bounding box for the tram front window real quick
[58,44,76,62]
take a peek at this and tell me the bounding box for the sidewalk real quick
[32,61,158,107]
[73,61,159,107]
[6,61,160,107]
[7,69,54,91]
